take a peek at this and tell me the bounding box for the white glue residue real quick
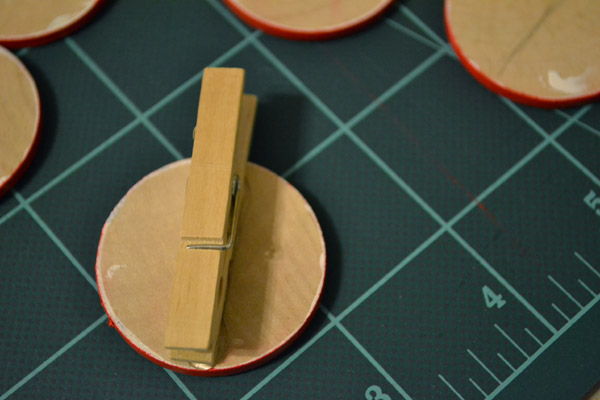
[46,14,76,30]
[319,252,326,271]
[538,75,547,88]
[547,67,594,95]
[0,176,7,186]
[46,0,94,30]
[22,147,31,162]
[107,264,127,279]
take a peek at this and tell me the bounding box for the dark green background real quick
[1,1,599,399]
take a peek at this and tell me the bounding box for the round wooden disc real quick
[223,0,394,40]
[96,160,326,376]
[0,46,41,198]
[0,0,105,48]
[445,0,600,108]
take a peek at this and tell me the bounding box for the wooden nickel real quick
[224,0,394,40]
[96,160,326,376]
[445,0,600,107]
[0,46,40,198]
[0,0,104,48]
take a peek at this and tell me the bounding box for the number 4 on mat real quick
[482,285,506,309]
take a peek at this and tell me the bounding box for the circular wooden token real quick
[0,46,41,198]
[0,0,105,48]
[224,0,394,40]
[96,160,326,376]
[445,0,600,108]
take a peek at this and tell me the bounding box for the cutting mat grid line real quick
[0,2,598,400]
[64,36,182,160]
[556,110,600,140]
[385,19,440,51]
[331,316,414,400]
[281,46,447,178]
[397,3,447,47]
[239,321,338,400]
[12,191,97,290]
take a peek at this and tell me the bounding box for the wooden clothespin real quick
[164,68,257,366]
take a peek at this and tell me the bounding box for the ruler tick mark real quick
[469,377,488,398]
[438,374,465,400]
[575,252,600,279]
[497,352,516,372]
[524,328,543,347]
[551,303,570,322]
[467,349,502,385]
[578,279,597,298]
[494,324,529,359]
[548,275,583,309]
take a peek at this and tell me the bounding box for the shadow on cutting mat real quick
[250,93,307,175]
[584,379,600,400]
[253,93,342,315]
[299,193,341,313]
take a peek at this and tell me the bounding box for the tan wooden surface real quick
[0,0,97,40]
[227,0,391,32]
[97,161,325,373]
[0,46,39,191]
[446,0,600,101]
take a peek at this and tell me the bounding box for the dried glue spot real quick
[107,264,127,279]
[0,177,7,186]
[547,67,594,95]
[190,362,212,370]
[264,246,276,259]
[46,13,76,30]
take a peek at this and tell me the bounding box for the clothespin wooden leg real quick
[164,68,257,367]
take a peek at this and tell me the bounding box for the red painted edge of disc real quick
[95,163,327,376]
[223,0,395,41]
[0,0,106,49]
[0,49,42,199]
[444,1,600,109]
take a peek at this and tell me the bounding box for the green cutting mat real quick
[2,1,600,399]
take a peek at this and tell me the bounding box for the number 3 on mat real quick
[482,285,506,309]
[365,385,391,400]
